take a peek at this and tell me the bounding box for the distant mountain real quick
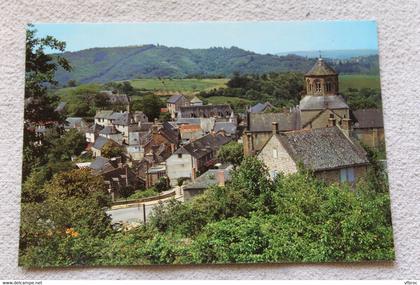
[54,45,379,85]
[276,49,378,60]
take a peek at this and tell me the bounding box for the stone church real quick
[243,57,383,156]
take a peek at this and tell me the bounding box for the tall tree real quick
[23,25,71,180]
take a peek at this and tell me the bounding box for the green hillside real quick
[129,78,228,94]
[53,45,379,85]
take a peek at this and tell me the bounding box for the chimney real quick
[216,170,225,187]
[341,117,351,137]
[328,116,336,127]
[272,122,279,135]
[191,167,197,181]
[246,132,254,155]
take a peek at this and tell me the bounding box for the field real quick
[128,78,228,94]
[204,96,255,106]
[339,74,381,91]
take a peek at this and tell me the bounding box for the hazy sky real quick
[33,21,378,54]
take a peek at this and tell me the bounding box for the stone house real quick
[64,117,88,132]
[242,111,300,155]
[91,136,120,158]
[190,96,203,106]
[258,124,369,184]
[88,156,143,201]
[167,94,190,119]
[249,102,274,113]
[351,109,385,148]
[166,132,231,186]
[181,165,233,201]
[179,124,204,143]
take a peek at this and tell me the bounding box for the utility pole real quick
[143,203,146,224]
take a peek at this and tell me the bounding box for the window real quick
[340,168,355,183]
[272,148,278,158]
[307,79,311,91]
[315,81,321,92]
[326,81,332,92]
[178,154,182,158]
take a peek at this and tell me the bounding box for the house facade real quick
[258,125,369,184]
[167,94,190,119]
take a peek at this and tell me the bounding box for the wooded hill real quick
[54,45,379,85]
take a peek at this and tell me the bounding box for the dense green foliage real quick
[52,45,379,85]
[101,141,123,158]
[200,72,305,107]
[131,94,165,121]
[217,141,245,167]
[20,156,394,267]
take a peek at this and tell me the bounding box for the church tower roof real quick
[305,58,337,76]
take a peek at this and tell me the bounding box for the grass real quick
[204,96,255,106]
[128,78,228,94]
[339,74,381,91]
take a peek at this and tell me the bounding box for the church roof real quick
[305,58,337,76]
[276,127,369,171]
[300,95,349,111]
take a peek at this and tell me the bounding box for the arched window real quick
[315,80,321,92]
[326,81,332,92]
[307,79,311,91]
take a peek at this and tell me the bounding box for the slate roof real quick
[167,94,184,104]
[87,123,103,133]
[177,133,231,159]
[160,121,179,144]
[277,127,369,171]
[300,95,349,111]
[305,58,337,76]
[248,111,300,132]
[92,136,110,150]
[175,118,201,125]
[249,102,273,113]
[99,125,118,135]
[179,105,233,118]
[352,109,384,129]
[108,93,130,105]
[113,112,131,126]
[65,117,85,129]
[183,165,233,190]
[89,156,112,171]
[214,122,237,134]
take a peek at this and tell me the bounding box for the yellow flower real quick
[71,231,79,238]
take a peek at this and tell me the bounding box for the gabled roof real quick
[65,117,85,129]
[160,121,179,144]
[179,133,231,159]
[87,123,103,133]
[183,165,233,190]
[167,94,185,104]
[113,112,131,126]
[300,95,349,111]
[89,156,113,171]
[275,127,368,171]
[213,122,237,134]
[248,111,300,132]
[92,136,112,150]
[249,102,273,113]
[190,96,203,103]
[99,125,119,135]
[352,109,384,129]
[305,58,337,76]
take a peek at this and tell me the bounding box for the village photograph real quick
[20,21,394,267]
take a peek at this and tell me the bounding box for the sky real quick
[33,21,378,54]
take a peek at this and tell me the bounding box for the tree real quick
[132,95,164,121]
[101,141,123,158]
[23,25,71,181]
[217,141,244,167]
[67,80,77,87]
[47,129,86,162]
